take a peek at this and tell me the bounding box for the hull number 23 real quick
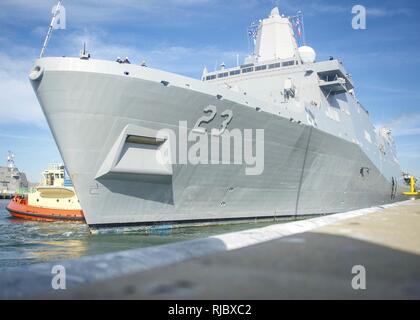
[193,105,233,136]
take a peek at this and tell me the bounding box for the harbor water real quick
[0,199,286,269]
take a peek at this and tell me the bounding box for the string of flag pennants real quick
[247,22,259,54]
[290,11,306,46]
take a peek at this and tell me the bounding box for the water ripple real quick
[0,199,280,269]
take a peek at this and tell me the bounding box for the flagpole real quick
[39,0,62,58]
[298,11,306,45]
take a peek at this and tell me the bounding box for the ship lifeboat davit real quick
[6,194,85,222]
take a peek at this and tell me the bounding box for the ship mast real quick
[39,1,62,58]
[254,7,299,63]
[6,151,16,170]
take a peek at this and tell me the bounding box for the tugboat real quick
[7,164,85,222]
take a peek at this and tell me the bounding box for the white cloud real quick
[0,132,53,142]
[367,7,412,18]
[0,29,247,128]
[379,113,420,137]
[362,85,420,101]
[270,0,413,19]
[273,0,348,15]
[395,140,420,177]
[0,53,47,126]
[0,0,250,27]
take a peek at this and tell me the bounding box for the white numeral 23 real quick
[193,105,233,136]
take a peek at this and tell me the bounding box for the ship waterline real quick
[30,8,407,228]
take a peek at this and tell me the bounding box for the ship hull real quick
[7,196,85,222]
[30,58,406,228]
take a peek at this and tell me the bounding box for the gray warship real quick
[0,152,28,199]
[29,7,408,229]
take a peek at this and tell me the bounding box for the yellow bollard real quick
[402,176,419,198]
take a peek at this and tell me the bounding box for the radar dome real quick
[298,46,316,64]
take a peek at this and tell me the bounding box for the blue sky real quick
[0,0,419,182]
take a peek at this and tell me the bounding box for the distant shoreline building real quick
[0,151,28,199]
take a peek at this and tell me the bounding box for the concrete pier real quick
[1,200,420,299]
[55,200,420,299]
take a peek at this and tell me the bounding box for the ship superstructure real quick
[33,163,81,212]
[29,7,408,229]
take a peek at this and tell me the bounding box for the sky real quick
[0,0,419,182]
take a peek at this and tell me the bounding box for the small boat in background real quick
[7,164,85,222]
[0,151,28,199]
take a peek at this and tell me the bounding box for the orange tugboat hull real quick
[6,196,85,222]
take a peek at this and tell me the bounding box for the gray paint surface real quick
[29,54,407,227]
